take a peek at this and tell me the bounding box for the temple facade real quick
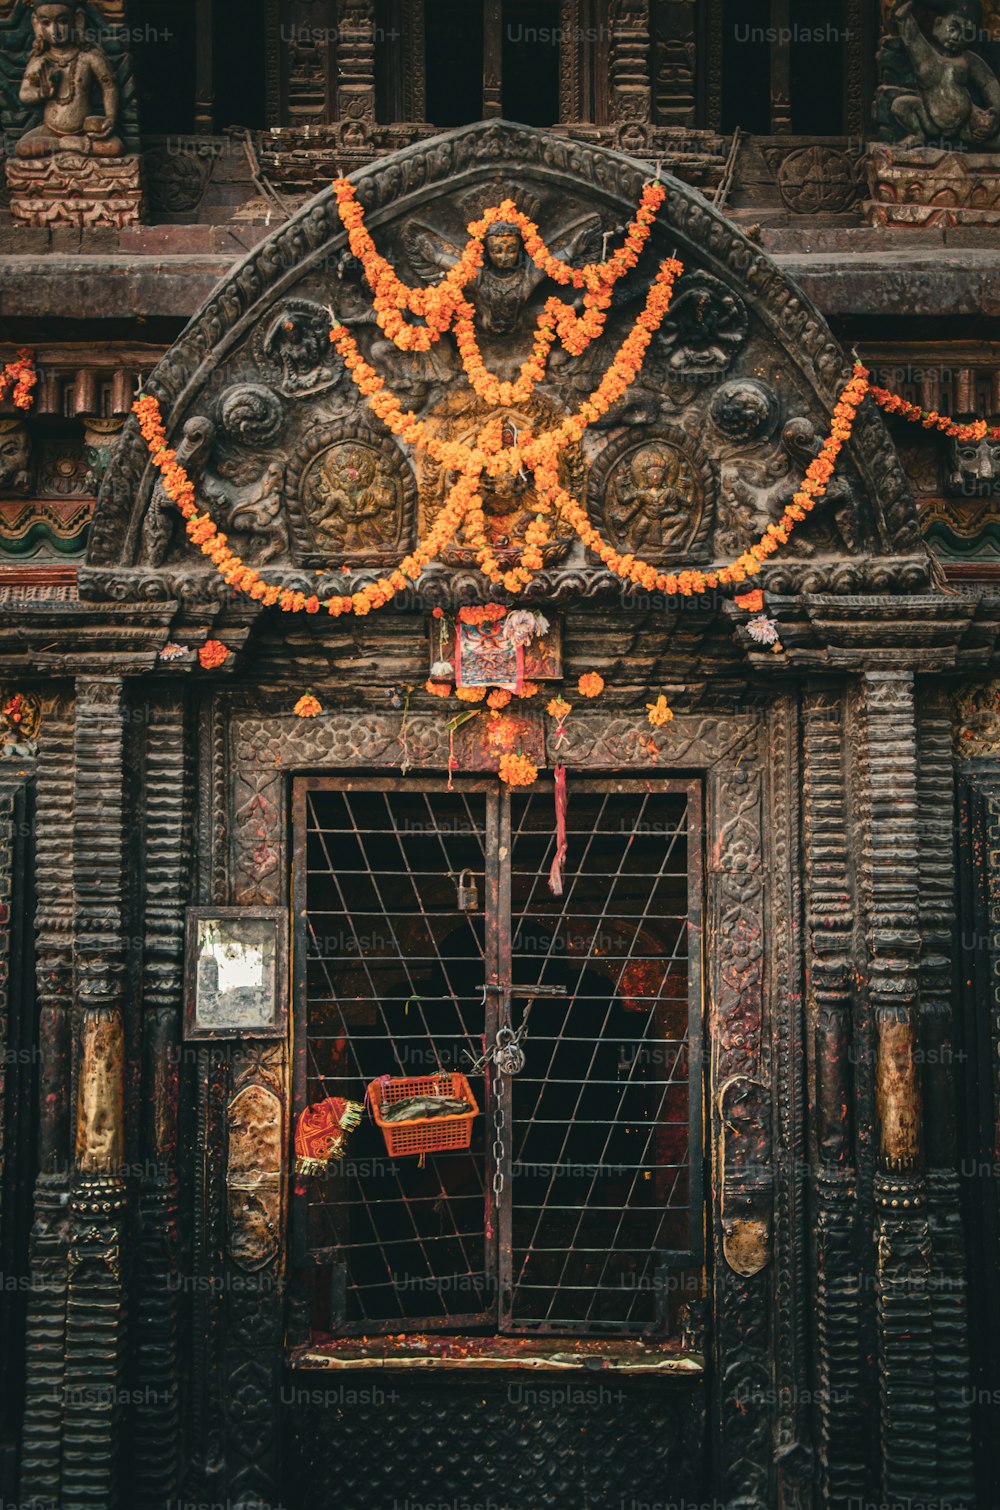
[0,5,999,1509]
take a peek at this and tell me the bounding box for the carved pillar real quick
[130,693,190,1508]
[915,687,975,1501]
[802,689,872,1505]
[852,672,936,1500]
[609,0,651,124]
[19,693,76,1510]
[61,676,129,1510]
[335,0,378,127]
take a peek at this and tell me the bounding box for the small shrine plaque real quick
[184,907,288,1040]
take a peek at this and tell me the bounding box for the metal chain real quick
[491,1094,505,1200]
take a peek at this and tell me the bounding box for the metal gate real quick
[292,775,703,1340]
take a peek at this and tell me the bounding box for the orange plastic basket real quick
[367,1072,479,1158]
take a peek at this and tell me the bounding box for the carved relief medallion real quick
[286,423,416,565]
[588,426,715,561]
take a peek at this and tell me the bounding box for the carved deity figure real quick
[889,1,1000,149]
[403,214,600,338]
[16,2,122,159]
[607,444,690,550]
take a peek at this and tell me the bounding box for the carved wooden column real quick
[608,0,651,124]
[802,689,872,1504]
[130,693,190,1508]
[915,687,975,1502]
[335,0,378,128]
[62,676,129,1510]
[852,671,936,1501]
[19,692,76,1510]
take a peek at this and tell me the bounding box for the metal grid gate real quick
[292,775,702,1339]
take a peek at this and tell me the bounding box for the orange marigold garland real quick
[0,349,37,411]
[868,383,1000,442]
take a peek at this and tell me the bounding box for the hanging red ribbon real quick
[548,764,568,896]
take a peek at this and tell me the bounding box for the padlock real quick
[456,869,478,911]
[495,1039,525,1076]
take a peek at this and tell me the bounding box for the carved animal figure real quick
[139,415,215,567]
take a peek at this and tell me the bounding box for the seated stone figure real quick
[889,1,1000,150]
[16,2,122,159]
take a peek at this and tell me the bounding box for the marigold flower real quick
[577,672,604,699]
[425,679,452,698]
[487,688,512,709]
[455,685,486,703]
[198,639,229,670]
[293,693,323,718]
[646,695,674,727]
[498,751,539,787]
[734,589,764,612]
[546,696,572,720]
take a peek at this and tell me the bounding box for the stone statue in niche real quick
[946,433,1000,493]
[139,416,215,568]
[287,423,415,564]
[0,422,32,495]
[15,3,123,158]
[255,301,346,398]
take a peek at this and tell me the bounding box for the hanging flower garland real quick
[0,349,37,411]
[867,383,1000,442]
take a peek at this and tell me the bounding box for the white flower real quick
[746,615,779,645]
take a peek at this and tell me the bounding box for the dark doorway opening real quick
[425,0,485,126]
[502,0,561,126]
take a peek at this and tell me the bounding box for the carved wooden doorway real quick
[291,774,704,1342]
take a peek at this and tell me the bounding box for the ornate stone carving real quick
[140,417,215,568]
[955,678,1000,757]
[254,299,348,397]
[588,427,715,561]
[6,146,143,226]
[771,144,862,215]
[286,424,416,565]
[219,384,284,448]
[0,687,41,755]
[89,121,926,605]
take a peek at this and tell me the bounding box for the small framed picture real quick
[184,907,288,1040]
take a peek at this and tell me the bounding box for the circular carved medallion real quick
[710,378,780,443]
[776,146,859,215]
[286,424,416,566]
[587,427,716,563]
